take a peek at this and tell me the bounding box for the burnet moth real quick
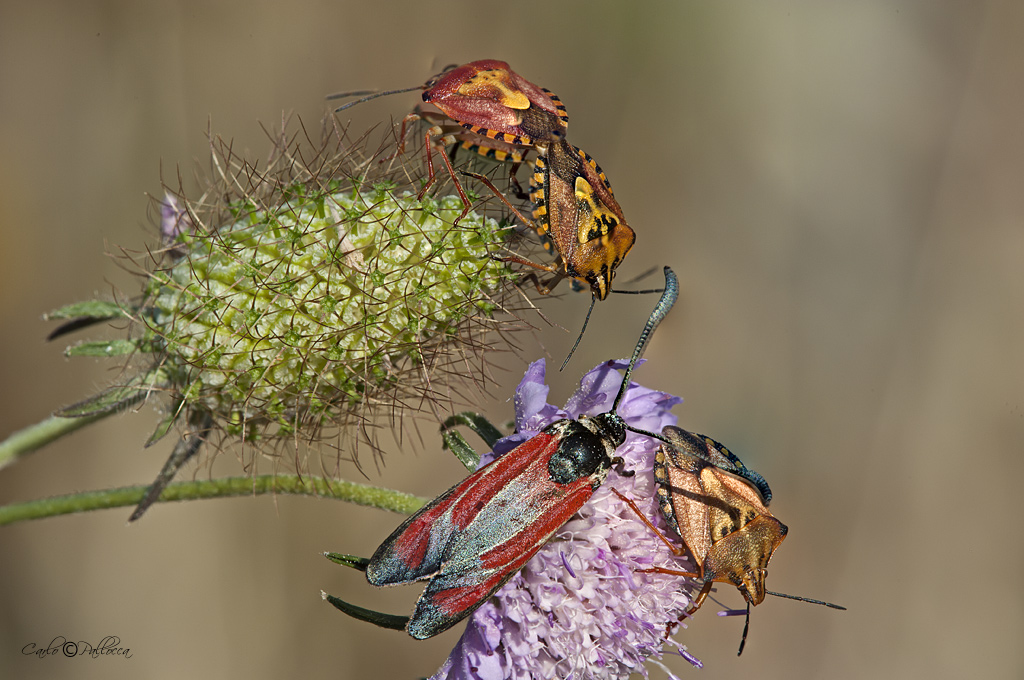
[615,425,845,655]
[342,266,678,639]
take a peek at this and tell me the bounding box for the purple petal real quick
[160,192,194,245]
[680,649,703,669]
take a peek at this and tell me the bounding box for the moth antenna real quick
[559,295,597,372]
[328,85,423,112]
[612,287,664,295]
[622,424,669,442]
[611,266,679,412]
[737,602,751,656]
[615,265,658,287]
[765,590,847,610]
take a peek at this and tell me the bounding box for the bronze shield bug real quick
[615,425,844,654]
[323,267,679,639]
[329,60,568,223]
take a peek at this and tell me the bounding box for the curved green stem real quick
[0,475,427,526]
[0,413,114,471]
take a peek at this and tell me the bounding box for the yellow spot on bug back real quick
[462,70,531,109]
[574,177,619,244]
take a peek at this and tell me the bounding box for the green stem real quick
[0,413,113,471]
[0,475,427,526]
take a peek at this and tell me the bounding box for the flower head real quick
[433,359,703,680]
[57,121,528,454]
[50,120,538,519]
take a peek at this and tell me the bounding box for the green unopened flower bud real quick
[56,127,531,453]
[144,184,511,434]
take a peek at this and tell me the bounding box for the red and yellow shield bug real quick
[615,425,844,654]
[326,267,678,639]
[329,60,568,223]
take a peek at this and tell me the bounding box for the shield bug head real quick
[615,425,844,654]
[345,267,679,639]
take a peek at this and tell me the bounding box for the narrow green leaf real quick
[441,412,504,449]
[323,552,370,572]
[44,300,128,321]
[440,428,480,472]
[145,401,183,448]
[130,411,213,522]
[65,339,140,357]
[57,369,164,417]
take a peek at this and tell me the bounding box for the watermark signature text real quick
[22,636,132,659]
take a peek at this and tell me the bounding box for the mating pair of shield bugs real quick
[329,60,641,366]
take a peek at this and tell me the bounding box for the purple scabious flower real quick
[432,359,704,680]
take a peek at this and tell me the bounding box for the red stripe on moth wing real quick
[366,493,459,584]
[408,561,528,638]
[429,570,511,617]
[446,432,560,530]
[435,451,590,574]
[368,465,495,584]
[367,432,560,584]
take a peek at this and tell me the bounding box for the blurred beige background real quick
[2,1,1022,678]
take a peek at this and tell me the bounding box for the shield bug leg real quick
[465,169,568,293]
[412,128,474,225]
[610,487,692,560]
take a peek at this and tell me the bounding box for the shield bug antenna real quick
[329,60,569,224]
[613,425,844,655]
[324,267,679,639]
[327,85,425,112]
